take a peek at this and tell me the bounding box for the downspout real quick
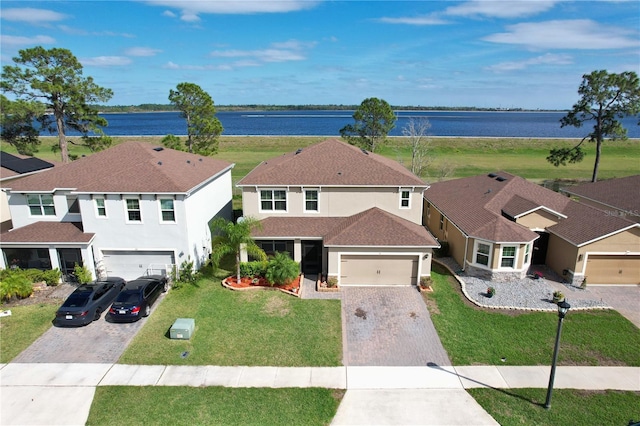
[462,234,469,271]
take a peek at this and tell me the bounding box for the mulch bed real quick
[222,275,302,297]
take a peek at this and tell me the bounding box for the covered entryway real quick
[585,254,640,284]
[340,254,418,286]
[301,240,322,275]
[102,250,174,280]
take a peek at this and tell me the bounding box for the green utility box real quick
[170,318,195,340]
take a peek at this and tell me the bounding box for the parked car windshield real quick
[61,292,91,307]
[115,290,141,304]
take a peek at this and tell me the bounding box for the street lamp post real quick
[544,300,571,410]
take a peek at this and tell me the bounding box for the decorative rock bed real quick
[222,275,302,298]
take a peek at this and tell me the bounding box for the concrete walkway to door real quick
[341,286,451,366]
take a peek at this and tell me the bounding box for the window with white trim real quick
[501,246,516,268]
[400,189,410,208]
[160,199,175,222]
[95,197,107,217]
[439,213,445,230]
[125,198,142,222]
[475,241,491,266]
[524,244,531,264]
[27,194,55,216]
[260,189,287,211]
[304,190,319,212]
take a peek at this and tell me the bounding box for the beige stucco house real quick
[424,172,639,285]
[237,138,439,286]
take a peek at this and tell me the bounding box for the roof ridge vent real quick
[295,148,303,155]
[488,173,497,178]
[361,148,369,155]
[496,176,507,182]
[153,147,164,151]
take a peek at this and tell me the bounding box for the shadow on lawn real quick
[427,362,544,408]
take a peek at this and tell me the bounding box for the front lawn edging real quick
[222,274,302,298]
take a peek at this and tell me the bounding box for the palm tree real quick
[210,217,266,282]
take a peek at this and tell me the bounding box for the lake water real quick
[60,110,640,138]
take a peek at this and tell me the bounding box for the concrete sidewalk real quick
[2,363,638,425]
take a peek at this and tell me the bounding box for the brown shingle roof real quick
[324,207,438,247]
[562,175,640,214]
[237,138,426,187]
[5,142,233,194]
[252,208,438,248]
[425,171,638,245]
[0,222,94,244]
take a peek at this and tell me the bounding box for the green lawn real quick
[0,302,58,362]
[468,388,640,426]
[119,267,342,366]
[87,386,344,426]
[425,264,640,366]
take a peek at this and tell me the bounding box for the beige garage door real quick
[585,255,640,285]
[340,255,418,286]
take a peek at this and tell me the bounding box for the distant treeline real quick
[95,104,549,113]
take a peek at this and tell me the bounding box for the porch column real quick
[48,248,61,270]
[80,247,97,280]
[293,239,302,263]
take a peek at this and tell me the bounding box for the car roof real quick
[122,279,157,291]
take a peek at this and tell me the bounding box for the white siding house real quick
[0,142,234,281]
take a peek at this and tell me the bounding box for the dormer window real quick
[27,194,55,216]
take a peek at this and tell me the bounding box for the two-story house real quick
[424,172,639,285]
[0,142,234,281]
[236,138,439,286]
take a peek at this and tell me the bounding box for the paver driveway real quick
[342,287,451,366]
[13,291,168,363]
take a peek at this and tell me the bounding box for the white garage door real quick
[340,255,418,286]
[102,250,175,281]
[585,255,640,285]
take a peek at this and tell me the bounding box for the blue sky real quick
[1,1,638,109]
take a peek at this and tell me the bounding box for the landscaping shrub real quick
[265,252,299,286]
[38,268,62,286]
[0,272,33,301]
[239,260,268,278]
[73,263,93,284]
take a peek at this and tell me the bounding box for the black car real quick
[54,277,126,327]
[106,275,168,322]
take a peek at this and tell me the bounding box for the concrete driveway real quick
[341,286,451,366]
[13,291,168,363]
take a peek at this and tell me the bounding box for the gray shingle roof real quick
[5,142,233,194]
[237,138,426,187]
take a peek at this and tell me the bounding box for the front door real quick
[301,240,322,275]
[532,232,549,265]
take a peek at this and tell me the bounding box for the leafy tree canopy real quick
[1,46,113,163]
[168,82,223,156]
[548,70,640,182]
[339,97,396,152]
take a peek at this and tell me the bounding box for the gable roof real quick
[252,207,439,247]
[0,152,56,181]
[561,175,640,214]
[4,142,233,194]
[425,171,638,245]
[237,138,426,187]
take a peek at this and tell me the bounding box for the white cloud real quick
[0,8,67,24]
[377,15,449,25]
[486,53,573,72]
[125,47,162,57]
[210,39,313,67]
[81,56,132,67]
[444,0,557,18]
[144,0,320,21]
[0,34,55,48]
[484,20,640,49]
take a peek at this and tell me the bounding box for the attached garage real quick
[585,255,640,285]
[340,254,418,286]
[102,250,175,280]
